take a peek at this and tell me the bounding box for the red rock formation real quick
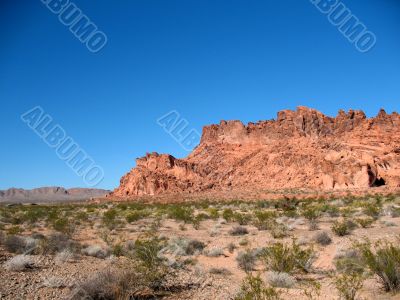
[111,107,400,197]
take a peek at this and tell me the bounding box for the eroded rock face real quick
[112,107,400,197]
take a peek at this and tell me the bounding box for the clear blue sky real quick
[1,0,399,190]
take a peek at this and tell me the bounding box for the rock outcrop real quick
[112,107,400,197]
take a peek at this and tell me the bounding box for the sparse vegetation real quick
[0,194,400,299]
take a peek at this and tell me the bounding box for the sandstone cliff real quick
[111,107,400,197]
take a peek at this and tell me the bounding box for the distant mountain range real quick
[0,187,110,204]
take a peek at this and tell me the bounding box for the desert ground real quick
[1,192,400,299]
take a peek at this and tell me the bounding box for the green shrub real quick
[234,273,281,300]
[133,236,165,270]
[207,208,219,220]
[22,207,47,224]
[103,209,118,229]
[167,206,193,223]
[233,212,252,225]
[52,217,75,235]
[126,210,149,223]
[331,220,350,236]
[112,243,124,257]
[253,211,277,230]
[75,211,89,222]
[326,206,340,217]
[334,273,364,300]
[340,207,355,218]
[355,240,400,292]
[222,209,234,222]
[362,203,381,219]
[302,206,320,221]
[261,240,314,274]
[355,217,374,228]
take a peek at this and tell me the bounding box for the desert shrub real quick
[390,207,400,218]
[0,230,5,244]
[102,209,119,229]
[326,206,340,217]
[261,240,314,274]
[4,235,27,253]
[308,219,319,231]
[253,211,277,230]
[186,239,205,255]
[222,208,234,222]
[163,237,205,256]
[266,271,296,288]
[269,221,288,239]
[355,240,400,292]
[239,238,249,246]
[209,267,232,275]
[207,208,219,220]
[355,217,374,228]
[275,197,299,212]
[71,260,172,300]
[69,268,132,299]
[340,207,356,218]
[193,213,208,229]
[302,206,320,221]
[233,212,252,225]
[235,273,281,300]
[22,207,47,224]
[126,210,150,223]
[7,226,22,235]
[55,249,75,264]
[52,217,75,235]
[112,243,124,257]
[167,206,194,223]
[82,245,110,258]
[331,220,351,236]
[236,249,258,272]
[334,249,364,274]
[204,247,224,257]
[362,203,381,219]
[75,211,89,222]
[314,231,332,246]
[132,236,165,269]
[41,233,79,254]
[334,272,364,300]
[3,255,35,271]
[229,226,249,236]
[227,242,237,253]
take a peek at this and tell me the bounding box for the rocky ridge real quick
[111,107,400,198]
